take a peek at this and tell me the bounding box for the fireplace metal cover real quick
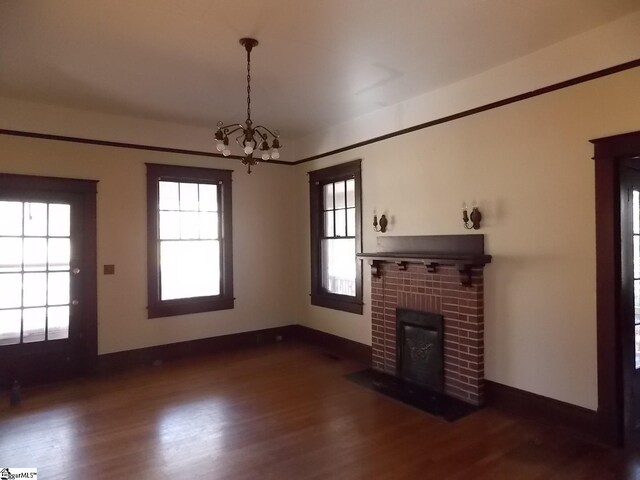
[397,308,444,392]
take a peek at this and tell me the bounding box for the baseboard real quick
[97,325,296,374]
[485,380,601,443]
[290,325,372,365]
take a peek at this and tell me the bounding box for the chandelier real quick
[214,38,281,174]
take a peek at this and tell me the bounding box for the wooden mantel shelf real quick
[356,235,492,286]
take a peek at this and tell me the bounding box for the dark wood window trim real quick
[591,130,640,447]
[146,163,234,318]
[309,160,363,314]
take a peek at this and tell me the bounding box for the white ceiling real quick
[1,0,638,140]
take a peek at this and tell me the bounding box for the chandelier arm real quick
[234,132,245,147]
[253,125,279,139]
[218,124,245,134]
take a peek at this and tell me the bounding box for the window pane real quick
[159,211,180,240]
[24,238,47,271]
[23,307,46,343]
[48,238,70,271]
[635,235,640,279]
[335,209,346,237]
[160,240,220,300]
[0,273,22,308]
[347,208,356,237]
[0,238,22,272]
[346,179,355,208]
[0,201,23,236]
[48,204,70,237]
[48,272,70,306]
[634,190,639,235]
[199,184,217,212]
[199,212,218,239]
[334,181,346,209]
[48,306,69,340]
[159,181,180,210]
[23,202,47,236]
[23,273,47,307]
[180,183,199,211]
[321,238,356,296]
[180,212,200,239]
[0,309,21,345]
[324,211,334,237]
[323,184,333,210]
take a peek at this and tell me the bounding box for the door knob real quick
[71,300,79,306]
[72,268,80,275]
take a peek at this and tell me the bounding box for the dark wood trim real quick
[0,128,291,166]
[485,380,600,444]
[309,160,363,315]
[2,60,637,169]
[591,131,640,447]
[97,326,296,373]
[290,325,371,365]
[0,173,98,193]
[292,58,640,165]
[146,163,234,319]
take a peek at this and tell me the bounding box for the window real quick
[146,163,233,318]
[309,160,362,314]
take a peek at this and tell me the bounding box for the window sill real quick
[148,296,234,319]
[311,294,363,315]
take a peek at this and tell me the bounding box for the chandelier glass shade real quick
[214,38,281,173]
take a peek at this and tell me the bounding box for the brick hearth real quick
[370,262,485,405]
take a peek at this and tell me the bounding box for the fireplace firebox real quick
[397,308,444,393]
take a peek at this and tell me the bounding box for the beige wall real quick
[293,67,640,411]
[0,135,298,354]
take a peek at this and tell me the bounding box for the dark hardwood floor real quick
[0,342,636,479]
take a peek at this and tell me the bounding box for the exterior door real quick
[0,174,97,387]
[621,166,640,446]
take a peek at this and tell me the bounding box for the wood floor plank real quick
[0,343,635,479]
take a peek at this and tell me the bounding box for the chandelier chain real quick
[246,47,251,123]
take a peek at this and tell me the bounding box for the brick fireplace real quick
[358,235,490,406]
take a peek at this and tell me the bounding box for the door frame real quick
[592,131,640,446]
[0,173,98,379]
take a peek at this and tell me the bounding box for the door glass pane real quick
[634,190,639,234]
[24,238,47,271]
[321,238,356,296]
[23,202,47,236]
[323,184,333,210]
[334,181,346,209]
[23,307,46,343]
[160,240,220,300]
[0,238,22,272]
[199,184,217,211]
[159,181,180,210]
[0,309,21,345]
[48,204,70,237]
[0,273,22,308]
[48,306,69,340]
[23,273,47,307]
[335,209,346,237]
[0,201,23,236]
[324,211,334,237]
[346,179,355,208]
[48,238,70,271]
[48,272,70,306]
[179,183,199,211]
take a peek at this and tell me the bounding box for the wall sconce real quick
[373,214,388,233]
[462,202,482,230]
